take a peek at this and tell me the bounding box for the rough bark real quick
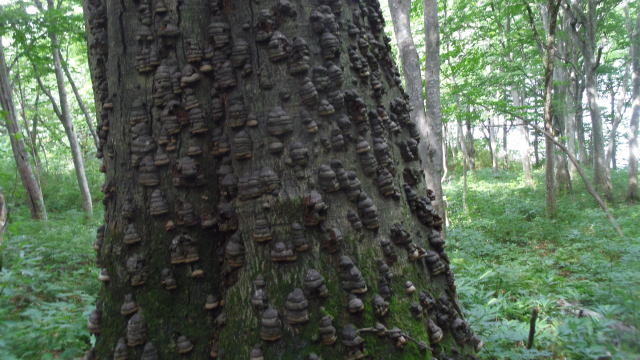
[0,38,47,221]
[82,0,478,359]
[627,5,639,202]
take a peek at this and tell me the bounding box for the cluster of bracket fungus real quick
[83,0,480,358]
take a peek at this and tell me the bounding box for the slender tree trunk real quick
[566,0,613,201]
[457,120,469,211]
[574,80,588,163]
[388,0,444,221]
[422,0,445,222]
[465,117,476,170]
[502,119,508,167]
[542,0,562,217]
[554,20,571,192]
[487,118,498,173]
[442,122,449,182]
[566,66,578,176]
[82,0,477,358]
[512,88,533,185]
[14,63,44,179]
[62,59,100,151]
[36,0,93,216]
[628,5,640,202]
[534,125,540,166]
[0,38,47,220]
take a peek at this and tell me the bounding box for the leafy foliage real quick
[446,168,640,359]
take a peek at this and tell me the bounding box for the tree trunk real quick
[422,0,445,224]
[82,1,478,358]
[0,38,47,220]
[543,0,562,217]
[388,0,444,222]
[502,119,508,167]
[487,118,498,173]
[512,88,533,185]
[628,5,640,202]
[62,59,100,151]
[457,120,469,211]
[566,63,578,177]
[0,192,6,246]
[566,0,613,201]
[554,19,571,192]
[50,30,94,216]
[34,0,93,216]
[464,117,476,170]
[574,80,587,163]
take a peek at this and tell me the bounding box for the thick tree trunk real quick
[628,6,640,201]
[82,1,478,359]
[0,38,47,221]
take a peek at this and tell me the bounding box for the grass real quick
[445,168,640,360]
[0,157,638,359]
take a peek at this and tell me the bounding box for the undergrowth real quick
[446,168,640,360]
[0,156,638,359]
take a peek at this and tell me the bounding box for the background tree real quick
[0,37,47,221]
[628,4,640,202]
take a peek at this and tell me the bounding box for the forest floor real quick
[0,164,638,359]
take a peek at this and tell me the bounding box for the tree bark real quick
[422,0,445,223]
[512,88,533,186]
[33,0,94,216]
[0,38,47,221]
[457,120,469,211]
[464,117,476,170]
[487,118,498,173]
[627,5,639,202]
[542,0,562,217]
[387,0,444,223]
[574,79,588,163]
[554,19,571,192]
[502,119,508,167]
[82,1,478,358]
[565,0,613,202]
